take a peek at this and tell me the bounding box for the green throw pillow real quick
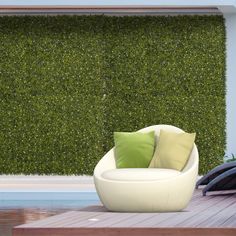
[149,130,196,171]
[114,131,155,168]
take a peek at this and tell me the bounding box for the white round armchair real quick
[94,125,199,212]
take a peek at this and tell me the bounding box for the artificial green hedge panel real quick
[0,16,105,174]
[103,16,226,174]
[0,15,225,174]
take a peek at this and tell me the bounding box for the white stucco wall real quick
[0,0,235,7]
[224,13,236,156]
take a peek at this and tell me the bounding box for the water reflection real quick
[0,200,99,236]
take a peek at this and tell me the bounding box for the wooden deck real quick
[13,189,236,236]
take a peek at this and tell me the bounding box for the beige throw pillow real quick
[149,129,196,171]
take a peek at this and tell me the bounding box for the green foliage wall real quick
[0,15,225,175]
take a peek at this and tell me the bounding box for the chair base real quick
[95,178,195,212]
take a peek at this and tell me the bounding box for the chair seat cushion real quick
[102,168,181,181]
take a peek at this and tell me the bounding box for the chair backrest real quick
[94,124,198,177]
[138,124,184,145]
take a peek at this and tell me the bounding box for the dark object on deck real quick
[196,161,236,189]
[202,167,236,196]
[196,161,236,196]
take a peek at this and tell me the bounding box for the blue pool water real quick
[0,190,99,201]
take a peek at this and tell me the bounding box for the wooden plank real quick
[154,195,231,227]
[64,212,137,227]
[198,199,236,227]
[60,212,109,227]
[15,211,77,228]
[44,211,104,227]
[221,213,236,227]
[111,213,158,227]
[131,194,220,227]
[87,212,138,227]
[176,195,236,227]
[13,227,236,236]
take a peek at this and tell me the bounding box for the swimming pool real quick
[0,191,100,236]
